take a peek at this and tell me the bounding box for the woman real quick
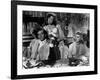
[44,13,65,41]
[29,28,49,60]
[43,13,65,64]
[68,32,89,66]
[23,28,50,68]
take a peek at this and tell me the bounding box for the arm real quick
[29,39,40,60]
[68,43,73,58]
[50,28,58,37]
[56,24,65,40]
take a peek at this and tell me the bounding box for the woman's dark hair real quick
[32,28,48,39]
[44,13,57,26]
[83,30,90,48]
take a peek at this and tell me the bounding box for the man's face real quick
[37,30,44,41]
[48,16,54,25]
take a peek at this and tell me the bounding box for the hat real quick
[47,12,56,17]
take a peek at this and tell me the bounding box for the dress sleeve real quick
[29,39,35,48]
[43,26,47,31]
[68,43,73,57]
[68,43,76,57]
[56,24,65,40]
[50,28,58,37]
[82,44,89,57]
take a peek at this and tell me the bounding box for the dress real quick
[29,39,50,60]
[44,24,62,61]
[44,24,65,40]
[59,41,69,59]
[68,42,89,59]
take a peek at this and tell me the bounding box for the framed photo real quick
[11,0,97,79]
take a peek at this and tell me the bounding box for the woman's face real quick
[75,34,81,42]
[37,30,44,41]
[47,16,54,25]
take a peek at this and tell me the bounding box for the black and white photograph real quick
[22,11,90,69]
[11,1,97,79]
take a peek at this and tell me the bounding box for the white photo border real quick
[17,5,94,75]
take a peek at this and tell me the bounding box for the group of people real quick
[23,13,89,68]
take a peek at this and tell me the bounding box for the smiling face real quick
[47,16,54,25]
[37,30,45,41]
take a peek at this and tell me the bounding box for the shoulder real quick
[80,43,87,48]
[69,42,76,48]
[31,39,39,44]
